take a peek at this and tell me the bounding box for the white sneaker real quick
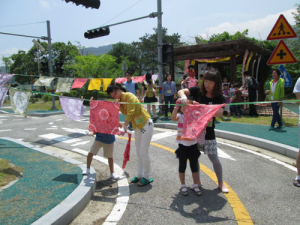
[110,173,119,180]
[225,117,231,120]
[86,132,94,137]
[82,168,90,175]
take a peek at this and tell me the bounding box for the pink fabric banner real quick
[59,96,86,120]
[182,104,225,139]
[0,87,8,109]
[133,76,146,83]
[88,100,120,135]
[0,74,13,86]
[71,78,88,89]
[184,60,190,71]
[242,50,249,86]
[122,133,131,169]
[188,77,198,88]
[115,78,127,84]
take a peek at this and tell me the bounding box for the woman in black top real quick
[177,69,228,193]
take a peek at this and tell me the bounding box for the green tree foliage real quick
[1,56,12,73]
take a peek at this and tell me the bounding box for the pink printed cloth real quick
[115,78,127,84]
[0,74,13,86]
[88,100,120,135]
[133,76,145,83]
[188,77,198,88]
[182,104,225,139]
[59,96,86,120]
[122,133,131,169]
[71,78,88,89]
[0,87,8,109]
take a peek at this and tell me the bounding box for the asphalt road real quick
[0,112,299,225]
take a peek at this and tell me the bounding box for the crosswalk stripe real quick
[151,131,176,141]
[71,141,91,146]
[39,133,82,143]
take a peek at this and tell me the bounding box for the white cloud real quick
[197,9,297,41]
[39,0,50,9]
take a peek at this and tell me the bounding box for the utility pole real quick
[46,20,56,110]
[157,0,163,110]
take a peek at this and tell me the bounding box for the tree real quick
[1,56,12,73]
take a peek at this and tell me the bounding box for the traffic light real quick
[84,27,110,39]
[55,62,64,75]
[64,0,100,9]
[41,61,49,74]
[162,44,173,64]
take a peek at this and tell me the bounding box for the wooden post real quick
[230,55,236,83]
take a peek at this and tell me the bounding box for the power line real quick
[0,21,46,29]
[102,0,144,26]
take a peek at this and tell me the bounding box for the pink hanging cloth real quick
[115,78,127,84]
[188,77,198,88]
[71,78,88,89]
[133,76,146,83]
[182,104,225,139]
[122,133,131,169]
[88,100,120,135]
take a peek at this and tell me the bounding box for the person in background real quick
[230,83,243,117]
[222,83,231,120]
[123,70,141,130]
[244,71,259,117]
[229,83,235,98]
[265,69,284,130]
[142,73,158,121]
[162,74,177,119]
[181,75,189,89]
[222,77,228,89]
[184,64,196,78]
[293,77,300,187]
[107,82,154,186]
[198,74,204,88]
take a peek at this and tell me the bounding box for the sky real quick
[0,0,298,67]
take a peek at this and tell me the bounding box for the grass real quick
[0,158,23,187]
[27,100,62,111]
[216,115,299,127]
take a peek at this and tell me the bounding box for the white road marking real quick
[12,119,23,121]
[0,119,8,120]
[24,128,37,131]
[17,139,23,141]
[46,128,57,130]
[217,148,236,161]
[70,141,91,146]
[51,126,58,128]
[56,119,63,121]
[75,118,89,122]
[0,129,12,132]
[151,131,176,141]
[217,141,297,172]
[39,133,82,143]
[61,127,88,134]
[0,115,8,117]
[49,122,54,125]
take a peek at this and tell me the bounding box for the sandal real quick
[129,177,140,184]
[193,187,202,196]
[181,186,188,196]
[137,177,153,186]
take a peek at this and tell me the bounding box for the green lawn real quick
[27,100,62,111]
[0,158,23,187]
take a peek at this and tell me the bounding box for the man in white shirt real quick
[293,77,300,187]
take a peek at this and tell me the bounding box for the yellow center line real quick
[117,137,253,224]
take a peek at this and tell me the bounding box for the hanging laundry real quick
[102,78,113,91]
[188,77,198,88]
[182,104,225,139]
[115,78,127,84]
[9,89,31,117]
[88,100,120,135]
[0,87,8,109]
[0,74,13,86]
[88,78,102,90]
[152,75,158,82]
[59,96,86,120]
[71,78,88,89]
[34,76,55,86]
[122,133,132,169]
[133,76,145,83]
[56,78,74,93]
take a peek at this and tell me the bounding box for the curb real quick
[154,123,299,159]
[0,137,96,225]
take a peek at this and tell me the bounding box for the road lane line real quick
[117,136,254,225]
[218,148,236,161]
[151,131,176,141]
[0,129,12,132]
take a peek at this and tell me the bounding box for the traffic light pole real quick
[46,20,56,110]
[157,0,163,112]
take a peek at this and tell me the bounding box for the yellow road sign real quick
[267,14,297,40]
[267,40,297,65]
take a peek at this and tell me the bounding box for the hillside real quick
[82,44,113,55]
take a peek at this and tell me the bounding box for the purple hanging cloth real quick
[59,96,86,120]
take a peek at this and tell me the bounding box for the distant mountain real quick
[81,44,113,55]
